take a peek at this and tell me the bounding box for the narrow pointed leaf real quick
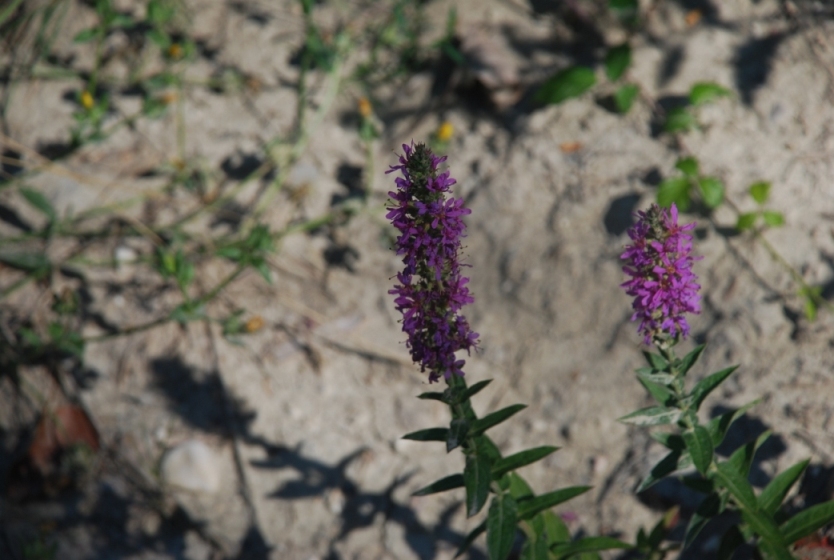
[550,536,631,557]
[781,501,834,544]
[651,432,685,451]
[470,404,527,437]
[492,446,560,478]
[465,454,492,517]
[707,400,759,447]
[517,486,592,520]
[642,351,669,371]
[759,459,809,515]
[417,391,444,401]
[402,428,448,442]
[679,344,706,376]
[689,366,739,411]
[507,472,533,500]
[637,449,691,493]
[543,511,571,544]
[447,418,469,452]
[618,405,681,426]
[637,370,676,385]
[755,538,794,560]
[20,187,57,221]
[638,374,676,406]
[683,425,714,475]
[715,461,757,510]
[487,494,518,560]
[739,508,789,555]
[413,474,464,496]
[455,520,486,558]
[458,379,493,403]
[727,430,771,477]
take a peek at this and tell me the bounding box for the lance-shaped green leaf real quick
[20,187,57,222]
[714,461,757,510]
[492,446,560,479]
[637,449,692,492]
[535,66,596,105]
[455,520,486,558]
[413,473,464,497]
[447,418,469,452]
[619,406,682,427]
[551,536,631,557]
[678,344,706,376]
[507,472,533,500]
[684,492,722,548]
[717,525,745,560]
[781,501,834,544]
[457,379,493,404]
[543,510,571,544]
[402,427,448,442]
[417,391,444,401]
[517,486,591,521]
[683,425,714,475]
[470,404,527,437]
[465,454,492,517]
[758,459,809,515]
[754,538,794,560]
[637,369,676,385]
[688,366,739,411]
[651,432,685,451]
[727,431,771,478]
[642,351,669,371]
[707,400,759,447]
[638,375,676,406]
[487,494,518,560]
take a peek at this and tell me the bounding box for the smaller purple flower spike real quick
[620,203,702,346]
[387,142,479,382]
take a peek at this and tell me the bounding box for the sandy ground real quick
[3,0,834,558]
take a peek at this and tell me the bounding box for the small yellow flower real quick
[245,316,265,333]
[80,90,94,110]
[168,43,183,59]
[436,121,454,142]
[358,97,372,118]
[161,91,178,105]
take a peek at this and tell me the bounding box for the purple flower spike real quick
[387,142,478,382]
[620,203,702,346]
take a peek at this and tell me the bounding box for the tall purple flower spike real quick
[621,203,702,346]
[387,142,478,382]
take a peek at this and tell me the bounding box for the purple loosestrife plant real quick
[387,142,478,382]
[619,205,834,559]
[621,203,701,347]
[389,144,632,560]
